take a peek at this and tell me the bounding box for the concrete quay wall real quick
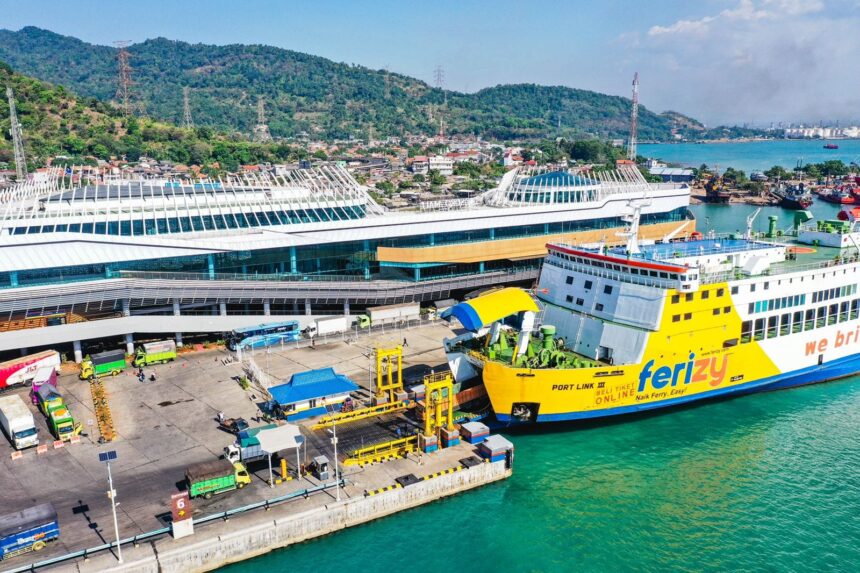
[72,460,511,573]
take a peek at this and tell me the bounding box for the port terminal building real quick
[0,165,692,360]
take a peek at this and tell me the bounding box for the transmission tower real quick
[627,72,639,161]
[114,41,134,117]
[383,65,391,100]
[182,86,194,129]
[253,96,272,142]
[434,65,446,138]
[6,86,27,180]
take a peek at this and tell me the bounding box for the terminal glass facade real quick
[1,207,690,289]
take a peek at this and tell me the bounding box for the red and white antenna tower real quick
[628,72,639,161]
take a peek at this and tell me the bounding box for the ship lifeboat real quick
[690,231,703,241]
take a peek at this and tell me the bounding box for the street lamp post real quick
[325,403,340,502]
[98,450,123,563]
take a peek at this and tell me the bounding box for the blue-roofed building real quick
[269,367,358,421]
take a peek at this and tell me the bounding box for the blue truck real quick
[0,503,59,560]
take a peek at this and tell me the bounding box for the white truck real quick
[0,395,39,450]
[357,302,421,327]
[303,316,350,338]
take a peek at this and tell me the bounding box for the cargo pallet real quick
[89,378,116,442]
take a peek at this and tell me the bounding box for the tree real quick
[312,149,328,161]
[375,180,395,194]
[428,169,446,186]
[722,167,747,185]
[413,173,425,183]
[764,165,790,180]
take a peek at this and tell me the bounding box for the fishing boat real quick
[444,207,860,424]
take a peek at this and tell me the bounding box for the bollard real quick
[280,458,288,480]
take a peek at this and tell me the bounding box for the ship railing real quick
[544,259,679,290]
[700,254,860,284]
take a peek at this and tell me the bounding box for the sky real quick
[0,0,857,126]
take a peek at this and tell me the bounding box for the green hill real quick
[0,26,705,141]
[0,61,303,172]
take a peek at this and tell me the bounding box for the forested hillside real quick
[0,61,303,172]
[0,27,707,141]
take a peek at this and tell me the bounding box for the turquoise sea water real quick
[640,139,860,173]
[222,204,860,573]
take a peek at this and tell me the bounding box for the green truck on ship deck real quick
[80,349,126,379]
[186,459,251,499]
[133,340,177,367]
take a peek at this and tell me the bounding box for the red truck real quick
[0,351,61,390]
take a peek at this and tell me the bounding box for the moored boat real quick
[773,184,813,210]
[817,187,855,204]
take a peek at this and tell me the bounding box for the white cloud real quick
[636,0,860,124]
[648,16,714,37]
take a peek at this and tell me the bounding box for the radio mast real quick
[628,72,639,161]
[6,85,27,180]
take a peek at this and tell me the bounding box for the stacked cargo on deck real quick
[460,421,490,444]
[478,435,514,464]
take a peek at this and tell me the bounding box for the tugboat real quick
[773,183,813,210]
[824,143,839,149]
[818,186,856,204]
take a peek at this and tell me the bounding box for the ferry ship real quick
[444,211,860,423]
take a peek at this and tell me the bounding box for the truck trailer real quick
[0,395,38,450]
[0,503,59,560]
[303,316,350,338]
[0,351,61,390]
[80,349,127,379]
[133,340,177,367]
[186,459,251,499]
[356,302,421,328]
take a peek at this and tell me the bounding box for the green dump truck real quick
[80,349,126,379]
[186,459,251,499]
[33,384,81,441]
[133,340,177,367]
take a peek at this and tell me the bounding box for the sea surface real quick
[222,206,860,573]
[640,139,860,173]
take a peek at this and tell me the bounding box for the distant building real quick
[648,167,694,183]
[428,155,453,176]
[410,156,429,174]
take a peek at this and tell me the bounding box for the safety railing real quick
[2,480,344,573]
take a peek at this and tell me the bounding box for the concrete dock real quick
[0,322,511,572]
